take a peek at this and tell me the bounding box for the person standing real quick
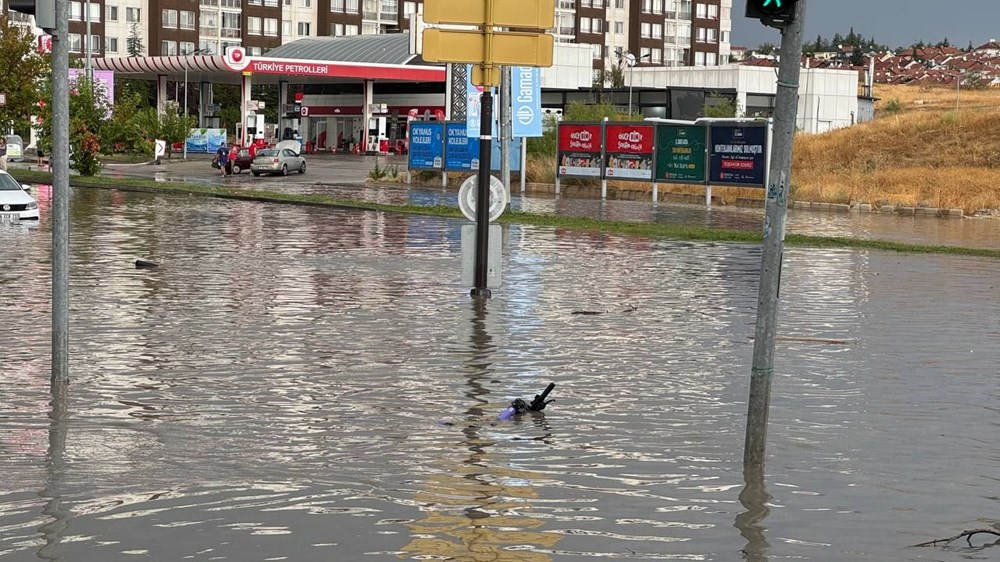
[216,141,229,177]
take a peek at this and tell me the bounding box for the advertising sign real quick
[709,124,768,187]
[466,65,497,138]
[445,121,481,171]
[654,124,707,184]
[185,128,228,154]
[407,122,444,170]
[512,66,543,138]
[490,136,522,172]
[603,123,654,181]
[556,123,603,178]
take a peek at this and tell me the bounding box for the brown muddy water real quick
[0,186,997,561]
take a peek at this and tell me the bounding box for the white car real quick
[0,170,40,223]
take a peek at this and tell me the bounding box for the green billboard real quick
[654,124,707,184]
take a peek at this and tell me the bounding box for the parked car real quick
[0,170,40,223]
[229,148,255,174]
[251,147,306,176]
[4,135,23,162]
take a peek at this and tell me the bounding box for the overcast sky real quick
[730,0,1000,50]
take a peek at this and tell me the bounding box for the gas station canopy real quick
[92,33,446,85]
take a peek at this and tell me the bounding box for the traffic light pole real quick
[744,0,806,468]
[470,88,493,299]
[51,0,70,382]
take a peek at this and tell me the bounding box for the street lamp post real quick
[623,51,651,116]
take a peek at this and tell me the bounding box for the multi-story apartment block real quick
[6,0,730,75]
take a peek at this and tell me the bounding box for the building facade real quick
[7,0,731,77]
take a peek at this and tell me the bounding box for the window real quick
[695,2,706,18]
[651,48,662,63]
[694,51,705,66]
[652,23,662,38]
[706,52,717,65]
[345,24,359,34]
[106,5,118,21]
[180,10,195,29]
[696,26,706,43]
[284,0,291,5]
[591,43,602,59]
[593,0,602,7]
[640,46,651,60]
[89,34,100,53]
[283,19,293,35]
[708,4,718,18]
[641,0,651,13]
[264,18,278,36]
[221,12,241,38]
[615,0,623,7]
[180,41,195,54]
[579,17,590,34]
[346,0,358,13]
[579,0,590,6]
[126,7,140,22]
[161,40,178,55]
[105,36,118,53]
[200,10,218,29]
[614,21,623,34]
[331,0,344,10]
[249,46,262,55]
[640,22,650,38]
[404,1,416,17]
[69,2,81,20]
[707,28,717,43]
[592,18,602,33]
[68,33,81,52]
[300,0,310,6]
[162,9,178,28]
[248,0,262,4]
[330,22,343,35]
[652,0,662,14]
[248,16,261,35]
[297,21,310,36]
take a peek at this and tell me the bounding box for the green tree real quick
[156,102,197,158]
[127,21,144,57]
[593,63,626,89]
[0,16,50,137]
[702,96,739,118]
[103,90,153,154]
[36,75,112,175]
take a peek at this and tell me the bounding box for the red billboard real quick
[557,123,604,178]
[604,124,654,181]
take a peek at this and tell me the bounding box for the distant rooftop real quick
[265,34,435,66]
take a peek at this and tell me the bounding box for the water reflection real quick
[401,301,559,560]
[38,379,70,562]
[735,467,771,562]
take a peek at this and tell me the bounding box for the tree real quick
[593,63,626,89]
[36,75,112,175]
[156,102,197,158]
[127,21,144,57]
[0,16,50,138]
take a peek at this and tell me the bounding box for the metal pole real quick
[84,0,92,82]
[520,133,526,193]
[52,0,71,381]
[471,88,494,299]
[183,58,188,160]
[500,66,511,200]
[744,0,807,469]
[628,65,633,115]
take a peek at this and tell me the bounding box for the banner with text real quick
[653,124,707,184]
[407,122,444,170]
[708,124,768,188]
[445,121,480,172]
[603,123,655,181]
[511,66,543,138]
[556,123,604,179]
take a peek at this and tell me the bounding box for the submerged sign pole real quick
[744,0,806,468]
[52,0,70,381]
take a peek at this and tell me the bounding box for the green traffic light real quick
[763,0,781,7]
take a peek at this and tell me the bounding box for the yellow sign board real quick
[471,65,501,87]
[421,29,554,67]
[423,0,555,29]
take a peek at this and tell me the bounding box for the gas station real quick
[93,34,447,155]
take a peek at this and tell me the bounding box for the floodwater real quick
[0,186,997,561]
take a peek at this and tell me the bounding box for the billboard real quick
[603,123,654,181]
[556,123,603,178]
[407,121,444,170]
[709,124,768,188]
[444,121,480,171]
[654,124,707,184]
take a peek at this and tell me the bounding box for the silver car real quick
[250,148,306,176]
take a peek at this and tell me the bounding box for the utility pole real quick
[84,0,92,82]
[53,0,71,381]
[500,65,511,196]
[744,0,806,468]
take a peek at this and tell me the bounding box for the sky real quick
[730,0,1000,50]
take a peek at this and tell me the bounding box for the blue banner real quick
[490,136,522,172]
[407,122,444,170]
[709,125,768,188]
[186,128,227,154]
[445,122,480,172]
[511,66,543,138]
[466,65,497,138]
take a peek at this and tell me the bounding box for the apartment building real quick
[6,0,730,78]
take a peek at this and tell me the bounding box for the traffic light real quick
[8,0,57,32]
[745,0,798,27]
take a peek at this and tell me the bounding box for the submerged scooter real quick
[498,383,555,421]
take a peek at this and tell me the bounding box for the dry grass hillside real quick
[791,84,1000,213]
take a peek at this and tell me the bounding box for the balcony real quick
[221,28,241,38]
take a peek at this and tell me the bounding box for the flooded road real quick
[0,186,997,561]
